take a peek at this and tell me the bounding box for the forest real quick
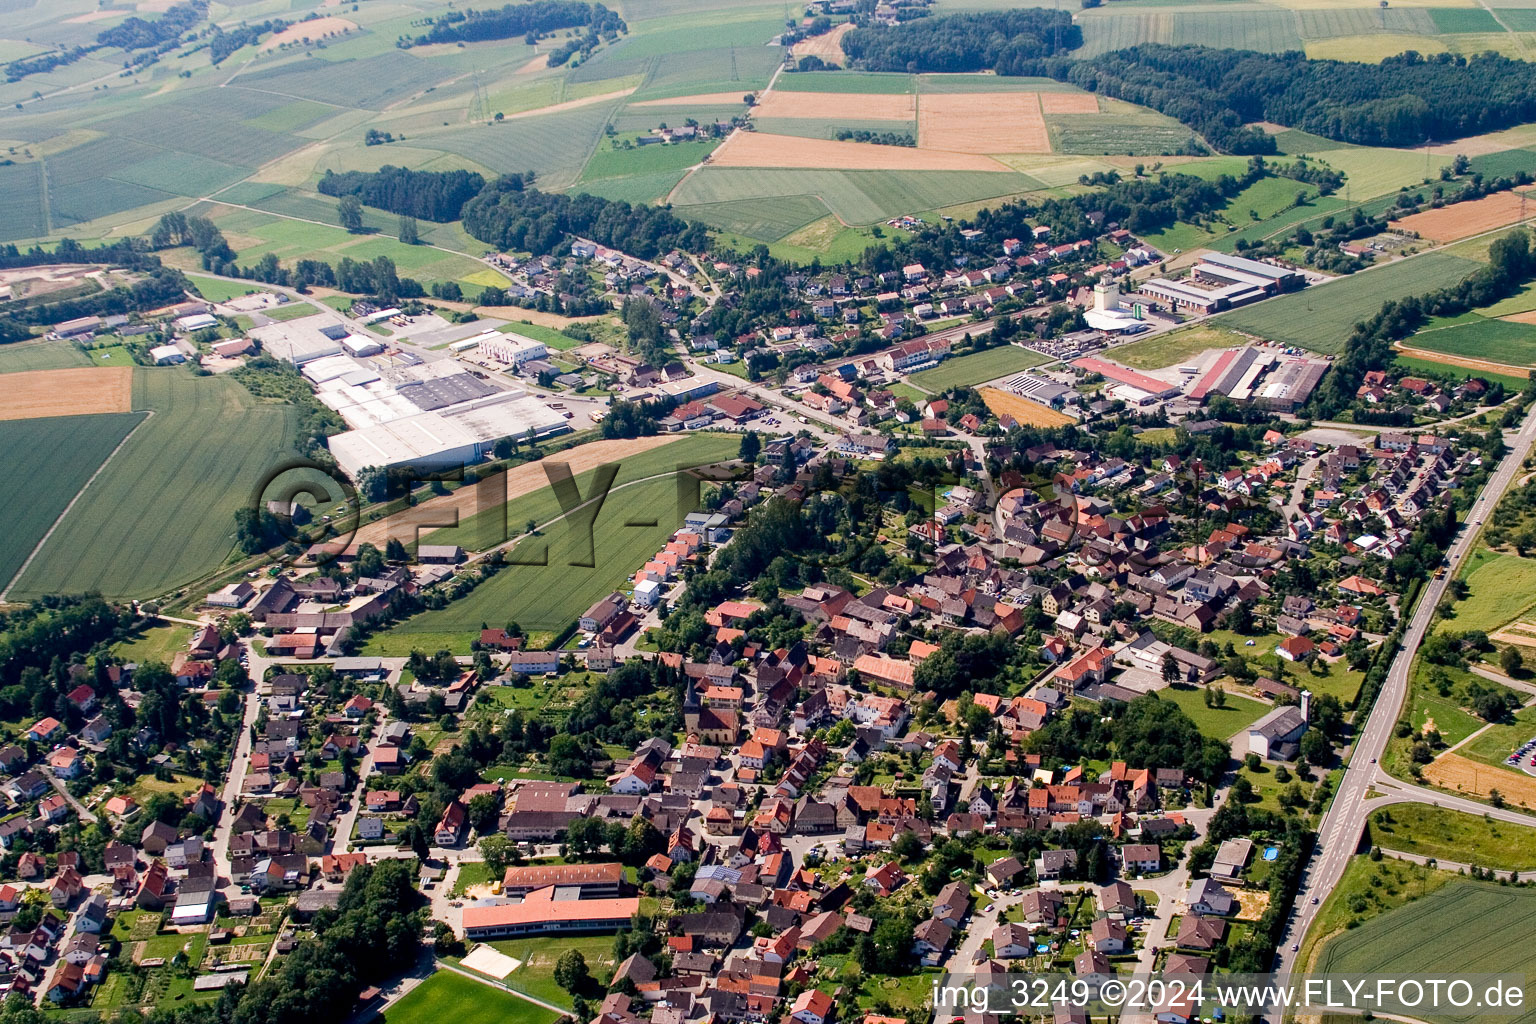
[842,9,1082,74]
[413,1,625,46]
[317,167,488,223]
[97,1,204,50]
[461,173,708,259]
[1053,46,1536,149]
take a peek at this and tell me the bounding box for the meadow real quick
[0,341,91,373]
[381,971,558,1024]
[8,369,299,602]
[1213,252,1485,354]
[1368,803,1536,870]
[910,346,1050,392]
[1441,550,1536,633]
[1111,326,1251,370]
[0,412,145,594]
[1317,881,1536,1022]
[1408,317,1536,367]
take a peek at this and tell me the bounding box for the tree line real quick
[841,9,1081,74]
[411,1,625,47]
[318,166,487,223]
[461,173,708,259]
[209,19,287,64]
[98,1,205,51]
[1051,46,1536,151]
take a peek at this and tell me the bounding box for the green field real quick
[1369,803,1536,870]
[492,934,620,1009]
[777,71,915,93]
[910,346,1050,392]
[1141,177,1319,254]
[0,412,146,592]
[671,167,1041,233]
[1441,550,1536,633]
[1317,881,1536,1023]
[1459,704,1536,771]
[1154,684,1270,742]
[9,368,299,601]
[1408,317,1536,367]
[0,341,92,373]
[1213,252,1485,354]
[1047,114,1196,157]
[1299,855,1454,970]
[186,275,264,304]
[382,971,559,1024]
[1111,326,1250,370]
[372,434,738,643]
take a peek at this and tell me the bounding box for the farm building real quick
[174,313,219,333]
[150,344,186,365]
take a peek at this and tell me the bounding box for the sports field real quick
[1213,253,1485,354]
[1318,880,1536,1023]
[8,368,299,602]
[0,412,146,594]
[910,346,1050,392]
[381,971,558,1024]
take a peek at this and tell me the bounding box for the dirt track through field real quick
[0,367,132,421]
[632,92,753,107]
[791,22,852,65]
[1424,752,1536,809]
[1390,188,1536,242]
[919,92,1050,153]
[1394,342,1531,378]
[709,131,1011,171]
[350,435,682,548]
[751,91,914,120]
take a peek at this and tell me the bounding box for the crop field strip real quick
[1407,317,1536,366]
[9,368,300,602]
[670,168,1046,230]
[0,412,146,596]
[0,366,131,421]
[1212,252,1486,354]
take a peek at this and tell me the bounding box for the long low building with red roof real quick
[1070,357,1181,399]
[499,862,625,897]
[462,886,640,939]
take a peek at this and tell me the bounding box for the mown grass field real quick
[1213,253,1485,354]
[1409,317,1536,367]
[1155,684,1270,742]
[0,341,92,373]
[910,346,1050,392]
[1317,881,1536,1020]
[0,412,146,591]
[1369,803,1536,870]
[9,369,299,601]
[382,971,558,1024]
[1111,326,1250,370]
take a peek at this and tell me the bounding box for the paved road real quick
[1278,401,1536,972]
[209,640,267,889]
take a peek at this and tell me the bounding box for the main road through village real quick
[1275,400,1536,979]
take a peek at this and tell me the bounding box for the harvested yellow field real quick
[261,17,357,49]
[351,436,683,548]
[919,92,1049,154]
[1424,753,1536,810]
[791,21,853,65]
[1393,342,1531,378]
[980,387,1075,427]
[0,367,132,421]
[1040,92,1100,114]
[709,131,1012,171]
[632,92,755,108]
[1503,310,1536,327]
[1302,34,1447,61]
[751,91,914,121]
[1391,188,1536,242]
